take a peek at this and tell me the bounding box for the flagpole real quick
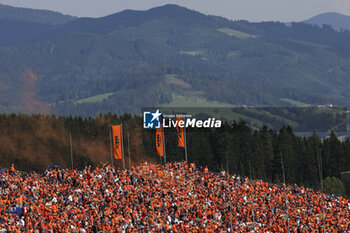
[70,131,73,169]
[121,124,125,170]
[184,126,188,163]
[159,150,161,165]
[280,151,286,185]
[128,132,131,169]
[316,143,326,229]
[109,128,114,168]
[226,151,229,172]
[162,125,166,164]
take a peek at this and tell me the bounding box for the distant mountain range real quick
[0,4,350,116]
[303,12,350,31]
[0,3,74,25]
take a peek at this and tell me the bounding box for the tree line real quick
[0,113,349,195]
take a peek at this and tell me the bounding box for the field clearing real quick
[227,50,241,58]
[164,95,234,108]
[217,28,257,39]
[75,92,114,104]
[233,107,299,129]
[285,38,331,49]
[179,50,205,56]
[165,74,192,88]
[279,98,312,107]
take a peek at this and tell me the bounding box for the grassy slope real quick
[165,95,235,108]
[75,92,115,104]
[279,98,312,107]
[217,27,257,38]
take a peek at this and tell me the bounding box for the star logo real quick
[150,109,162,123]
[143,109,162,129]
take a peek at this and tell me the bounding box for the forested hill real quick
[303,12,350,31]
[0,3,74,25]
[1,5,350,116]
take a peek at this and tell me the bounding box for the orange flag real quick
[176,117,185,147]
[112,125,123,159]
[155,125,164,156]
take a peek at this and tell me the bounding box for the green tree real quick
[323,176,346,196]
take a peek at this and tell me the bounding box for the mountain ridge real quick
[303,12,350,31]
[0,3,75,25]
[0,4,234,47]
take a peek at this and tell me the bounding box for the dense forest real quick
[0,113,349,195]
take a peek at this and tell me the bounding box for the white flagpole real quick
[109,128,114,168]
[184,126,188,163]
[70,131,73,169]
[128,132,131,169]
[162,125,166,164]
[121,124,125,170]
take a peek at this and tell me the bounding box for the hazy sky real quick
[1,0,350,22]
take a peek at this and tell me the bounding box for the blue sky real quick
[1,0,349,22]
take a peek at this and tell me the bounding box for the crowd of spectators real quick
[0,162,349,232]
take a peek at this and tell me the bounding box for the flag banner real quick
[155,125,164,156]
[112,125,123,159]
[176,116,185,147]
